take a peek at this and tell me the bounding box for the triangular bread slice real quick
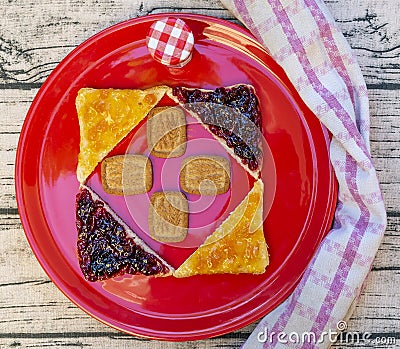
[174,179,268,278]
[168,84,262,179]
[76,185,174,281]
[76,86,169,183]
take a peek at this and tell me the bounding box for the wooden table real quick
[1,1,399,348]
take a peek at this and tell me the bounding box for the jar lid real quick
[146,17,194,67]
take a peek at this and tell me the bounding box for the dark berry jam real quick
[172,85,262,172]
[76,188,170,281]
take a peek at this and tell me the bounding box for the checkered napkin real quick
[220,0,387,348]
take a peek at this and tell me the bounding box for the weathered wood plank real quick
[0,229,398,335]
[0,0,399,87]
[0,0,232,87]
[0,331,398,349]
[2,217,396,269]
[2,88,399,212]
[0,334,250,349]
[0,89,33,212]
[327,0,400,89]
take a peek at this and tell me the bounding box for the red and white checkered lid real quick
[146,17,194,67]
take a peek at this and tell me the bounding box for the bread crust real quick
[76,86,171,183]
[167,84,262,179]
[80,185,174,276]
[173,179,268,278]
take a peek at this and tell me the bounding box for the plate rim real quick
[15,12,338,341]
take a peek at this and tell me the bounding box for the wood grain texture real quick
[0,0,399,348]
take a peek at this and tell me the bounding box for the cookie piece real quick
[147,106,187,158]
[101,155,152,195]
[180,156,230,195]
[149,191,188,243]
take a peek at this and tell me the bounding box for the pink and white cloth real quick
[220,0,387,348]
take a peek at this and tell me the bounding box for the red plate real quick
[15,14,337,341]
